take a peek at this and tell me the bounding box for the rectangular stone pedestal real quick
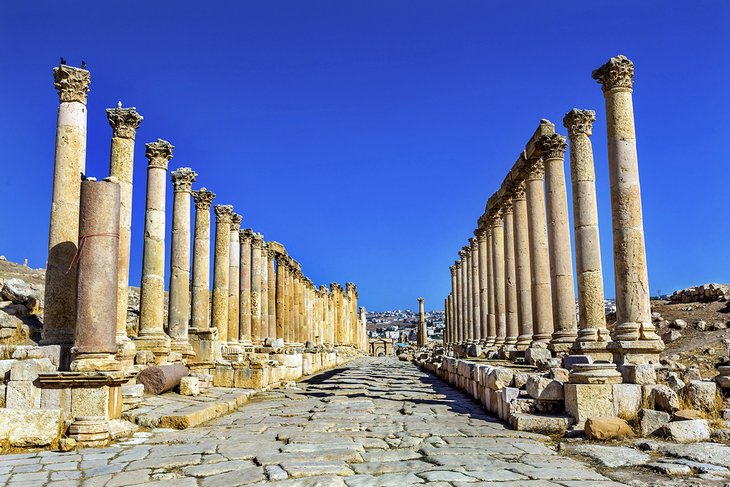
[564,383,614,425]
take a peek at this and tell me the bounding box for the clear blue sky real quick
[0,2,728,311]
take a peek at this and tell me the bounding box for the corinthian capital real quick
[449,265,456,273]
[536,134,567,161]
[106,105,143,139]
[145,139,174,170]
[592,55,634,92]
[192,188,215,210]
[511,179,527,201]
[251,232,265,248]
[170,167,197,192]
[524,159,545,180]
[214,204,234,223]
[474,227,487,242]
[230,213,242,231]
[53,64,90,104]
[563,109,596,137]
[239,228,254,242]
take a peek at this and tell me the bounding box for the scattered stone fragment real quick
[639,408,670,437]
[661,419,711,442]
[584,417,634,440]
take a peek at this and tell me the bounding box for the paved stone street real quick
[0,357,648,486]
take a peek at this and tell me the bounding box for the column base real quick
[70,353,121,372]
[608,340,664,365]
[189,327,220,363]
[170,340,195,359]
[68,416,110,447]
[515,335,532,350]
[571,340,613,362]
[134,333,172,363]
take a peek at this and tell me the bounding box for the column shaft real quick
[470,238,481,341]
[250,235,263,343]
[503,202,518,346]
[491,215,506,345]
[191,190,215,331]
[239,230,253,342]
[211,205,233,343]
[486,229,496,344]
[512,183,533,349]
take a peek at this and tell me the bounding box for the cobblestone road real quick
[0,357,627,486]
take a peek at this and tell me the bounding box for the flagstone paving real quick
[0,357,695,486]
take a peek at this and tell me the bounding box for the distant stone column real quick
[538,134,578,353]
[511,181,534,349]
[211,205,233,343]
[564,109,611,358]
[260,244,270,339]
[137,140,174,359]
[191,189,215,330]
[250,233,264,343]
[328,290,335,346]
[503,198,518,346]
[490,211,506,346]
[71,178,121,372]
[276,256,286,341]
[227,214,242,344]
[524,158,554,346]
[106,105,142,352]
[454,259,464,343]
[268,249,277,339]
[593,55,663,363]
[43,63,90,352]
[470,237,481,341]
[463,247,473,341]
[238,229,253,343]
[486,227,496,345]
[417,298,426,346]
[167,167,197,357]
[449,266,457,345]
[476,229,489,343]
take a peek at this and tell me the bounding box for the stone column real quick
[44,63,90,352]
[360,306,367,349]
[227,214,242,344]
[417,298,426,346]
[454,260,464,343]
[593,55,663,363]
[137,140,174,359]
[486,227,496,345]
[449,266,457,345]
[463,247,473,342]
[268,249,277,339]
[191,189,215,330]
[260,244,270,339]
[276,256,286,341]
[490,212,506,346]
[71,178,121,372]
[564,109,611,359]
[524,158,554,346]
[211,205,233,343]
[503,198,518,346]
[106,105,142,354]
[328,290,335,347]
[538,134,578,353]
[470,237,481,341]
[168,167,197,357]
[238,229,253,343]
[476,229,489,343]
[512,181,534,349]
[250,233,264,343]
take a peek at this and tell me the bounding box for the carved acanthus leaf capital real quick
[53,65,90,104]
[229,213,242,231]
[454,260,462,269]
[524,159,545,180]
[145,139,174,170]
[192,188,215,209]
[563,108,596,137]
[251,232,265,248]
[475,227,488,242]
[170,167,197,192]
[239,228,254,242]
[536,134,567,161]
[213,204,234,223]
[592,55,634,92]
[449,265,456,273]
[106,105,143,139]
[511,179,527,200]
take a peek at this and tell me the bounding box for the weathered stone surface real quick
[638,408,670,437]
[0,408,64,447]
[650,385,680,413]
[180,376,200,396]
[672,409,703,421]
[10,358,55,381]
[661,419,711,442]
[584,417,633,440]
[564,384,614,424]
[684,380,717,412]
[526,376,564,401]
[509,414,571,434]
[564,444,650,468]
[486,367,514,390]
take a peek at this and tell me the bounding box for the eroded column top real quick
[535,134,567,161]
[106,104,143,139]
[592,54,634,92]
[192,188,216,209]
[230,213,243,231]
[171,167,197,193]
[145,139,174,170]
[214,204,234,223]
[239,228,254,242]
[563,109,596,137]
[53,64,90,104]
[251,232,265,248]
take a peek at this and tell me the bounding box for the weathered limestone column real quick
[327,290,335,347]
[238,229,253,343]
[360,306,367,349]
[593,55,663,363]
[476,229,489,343]
[503,198,518,346]
[44,63,90,351]
[276,256,286,341]
[524,158,554,346]
[490,211,506,346]
[486,226,496,345]
[250,233,264,343]
[538,134,578,353]
[168,168,197,357]
[260,244,270,339]
[211,205,233,344]
[564,109,611,358]
[454,260,464,343]
[137,140,174,359]
[106,104,142,354]
[511,180,534,349]
[70,178,121,371]
[463,247,473,342]
[449,266,457,345]
[268,249,277,339]
[417,298,426,346]
[191,189,215,330]
[227,214,242,345]
[470,237,481,341]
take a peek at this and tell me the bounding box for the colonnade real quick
[43,62,367,371]
[444,55,663,365]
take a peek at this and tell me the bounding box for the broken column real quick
[228,214,242,344]
[512,179,534,349]
[137,140,174,361]
[593,55,663,363]
[44,63,91,354]
[168,167,197,358]
[106,104,142,361]
[211,205,233,344]
[537,133,577,353]
[563,108,611,359]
